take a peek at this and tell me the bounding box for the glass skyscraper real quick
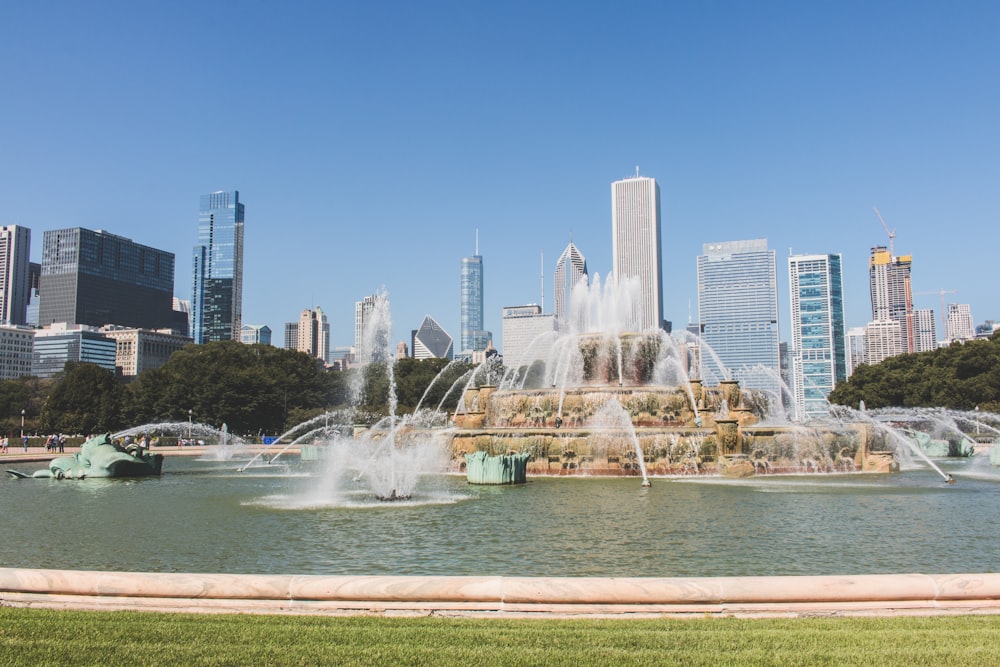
[192,191,244,344]
[788,253,846,420]
[697,239,781,398]
[611,173,663,331]
[38,228,175,329]
[460,252,490,355]
[553,240,587,327]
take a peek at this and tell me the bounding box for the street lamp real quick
[188,409,193,440]
[20,409,25,438]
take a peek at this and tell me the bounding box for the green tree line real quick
[0,342,476,438]
[828,331,1000,412]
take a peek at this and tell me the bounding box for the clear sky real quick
[2,1,997,351]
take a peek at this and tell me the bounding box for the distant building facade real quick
[868,245,914,353]
[947,303,975,342]
[0,225,32,325]
[101,327,192,378]
[295,307,330,363]
[241,324,272,346]
[501,304,556,369]
[460,250,491,355]
[553,240,587,328]
[864,319,905,366]
[846,326,867,377]
[697,239,781,396]
[32,323,117,379]
[411,315,454,360]
[611,173,663,331]
[0,325,35,380]
[787,253,846,420]
[192,190,245,344]
[38,228,175,330]
[913,309,937,353]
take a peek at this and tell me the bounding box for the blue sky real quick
[2,1,997,351]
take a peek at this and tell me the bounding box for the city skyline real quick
[1,3,997,351]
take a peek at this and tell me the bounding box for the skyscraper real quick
[295,306,330,363]
[611,172,663,331]
[697,239,780,397]
[0,225,32,325]
[354,293,379,364]
[412,315,454,360]
[502,304,555,369]
[192,190,245,344]
[553,239,587,327]
[38,228,175,330]
[788,253,846,420]
[460,236,491,355]
[913,309,937,352]
[868,245,914,353]
[947,303,975,341]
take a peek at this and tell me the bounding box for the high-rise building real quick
[354,293,379,364]
[0,225,32,325]
[913,309,937,352]
[411,315,454,360]
[846,327,867,377]
[460,240,491,355]
[788,253,846,420]
[611,172,663,331]
[32,323,117,379]
[0,325,34,380]
[553,240,587,327]
[101,327,192,378]
[864,319,905,365]
[192,190,245,344]
[501,304,556,369]
[869,245,914,353]
[38,228,175,330]
[241,324,272,346]
[295,307,330,363]
[697,239,780,396]
[947,303,975,342]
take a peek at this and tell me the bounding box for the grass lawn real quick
[2,608,999,666]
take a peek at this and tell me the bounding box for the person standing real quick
[22,434,28,452]
[1,435,8,454]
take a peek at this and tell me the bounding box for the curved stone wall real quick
[3,568,1000,617]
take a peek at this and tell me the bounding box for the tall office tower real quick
[0,325,34,380]
[411,315,454,360]
[846,327,867,377]
[947,303,975,342]
[913,309,937,352]
[787,253,846,421]
[284,322,298,349]
[697,239,780,396]
[611,172,663,331]
[868,245,914,353]
[553,240,587,327]
[864,319,905,365]
[296,306,331,363]
[460,239,491,355]
[192,190,245,344]
[502,304,556,369]
[354,293,379,364]
[38,228,175,329]
[0,225,32,325]
[241,324,272,346]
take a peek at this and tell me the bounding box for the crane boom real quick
[873,207,896,257]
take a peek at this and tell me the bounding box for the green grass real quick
[2,608,1000,666]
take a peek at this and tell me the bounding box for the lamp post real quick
[976,406,981,435]
[20,409,25,439]
[188,409,193,441]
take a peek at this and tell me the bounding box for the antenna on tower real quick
[635,165,640,177]
[475,228,479,256]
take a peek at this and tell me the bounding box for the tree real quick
[40,363,125,434]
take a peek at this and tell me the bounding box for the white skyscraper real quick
[611,172,663,331]
[947,303,975,342]
[0,225,32,325]
[502,304,556,369]
[553,240,587,327]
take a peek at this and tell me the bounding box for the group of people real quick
[44,433,68,453]
[0,434,35,454]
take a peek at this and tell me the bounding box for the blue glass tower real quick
[192,191,244,344]
[460,254,484,354]
[788,253,846,420]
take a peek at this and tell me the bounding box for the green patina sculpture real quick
[30,432,164,479]
[465,451,529,485]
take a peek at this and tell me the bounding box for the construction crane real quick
[873,207,896,257]
[916,289,958,333]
